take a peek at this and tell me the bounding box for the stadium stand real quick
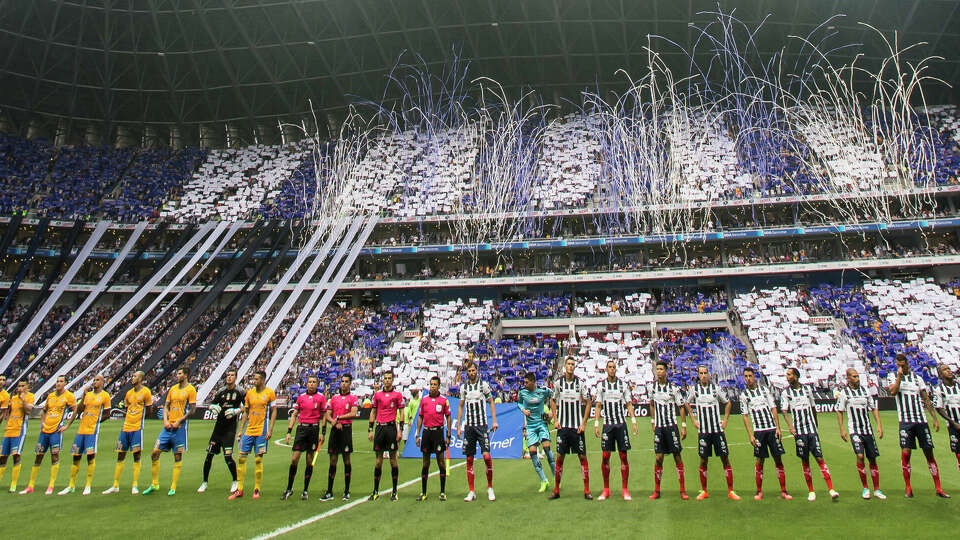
[654,330,750,389]
[666,109,752,201]
[533,114,603,209]
[161,141,310,221]
[733,287,864,389]
[571,332,654,402]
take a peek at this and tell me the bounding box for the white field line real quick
[251,460,467,540]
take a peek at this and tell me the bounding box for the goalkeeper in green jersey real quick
[518,372,556,493]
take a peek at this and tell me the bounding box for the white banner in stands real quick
[196,217,341,403]
[267,216,378,390]
[263,217,365,377]
[12,222,148,385]
[80,221,232,385]
[228,218,353,388]
[0,221,111,373]
[36,222,218,397]
[98,221,242,380]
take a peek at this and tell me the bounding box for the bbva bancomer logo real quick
[447,435,517,450]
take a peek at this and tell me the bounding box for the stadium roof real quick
[1,0,959,139]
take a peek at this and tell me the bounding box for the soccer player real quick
[367,371,404,501]
[322,373,359,501]
[229,370,277,500]
[686,365,739,501]
[404,388,421,442]
[887,353,948,498]
[518,372,556,493]
[23,376,76,495]
[198,370,243,494]
[0,375,8,417]
[934,363,960,474]
[739,367,791,500]
[415,375,451,501]
[0,381,34,492]
[282,375,325,500]
[456,361,498,502]
[104,371,153,495]
[144,367,196,496]
[836,367,885,500]
[549,356,592,500]
[780,367,838,501]
[59,375,111,495]
[593,359,638,501]
[648,361,688,500]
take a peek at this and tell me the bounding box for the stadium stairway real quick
[726,310,760,366]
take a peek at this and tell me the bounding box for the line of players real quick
[0,352,958,502]
[507,353,958,502]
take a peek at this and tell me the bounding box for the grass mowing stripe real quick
[251,460,467,540]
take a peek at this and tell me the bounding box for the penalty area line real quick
[251,460,467,540]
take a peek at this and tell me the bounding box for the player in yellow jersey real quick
[59,375,111,496]
[21,376,77,495]
[104,371,153,495]
[228,370,276,500]
[0,375,9,422]
[144,367,196,496]
[0,380,35,492]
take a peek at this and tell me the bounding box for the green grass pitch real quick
[3,412,959,539]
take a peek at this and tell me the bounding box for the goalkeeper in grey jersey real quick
[198,370,245,494]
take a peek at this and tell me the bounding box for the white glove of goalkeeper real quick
[224,407,241,419]
[208,404,222,417]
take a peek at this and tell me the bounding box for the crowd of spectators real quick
[0,104,954,223]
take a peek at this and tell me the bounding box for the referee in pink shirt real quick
[281,376,326,501]
[416,376,452,501]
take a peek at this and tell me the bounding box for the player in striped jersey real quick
[836,368,885,500]
[887,354,947,498]
[549,356,592,500]
[647,361,688,500]
[933,364,960,474]
[593,360,638,501]
[686,365,738,501]
[780,368,837,501]
[23,376,76,495]
[739,367,791,500]
[518,372,556,493]
[456,362,498,502]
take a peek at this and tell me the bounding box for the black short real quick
[463,426,490,457]
[794,433,823,460]
[601,423,631,452]
[698,432,729,458]
[293,424,320,453]
[327,425,353,455]
[850,433,880,459]
[949,426,959,454]
[753,429,785,459]
[373,424,398,452]
[557,427,586,455]
[899,421,934,450]
[420,427,447,455]
[653,426,682,455]
[206,430,236,455]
